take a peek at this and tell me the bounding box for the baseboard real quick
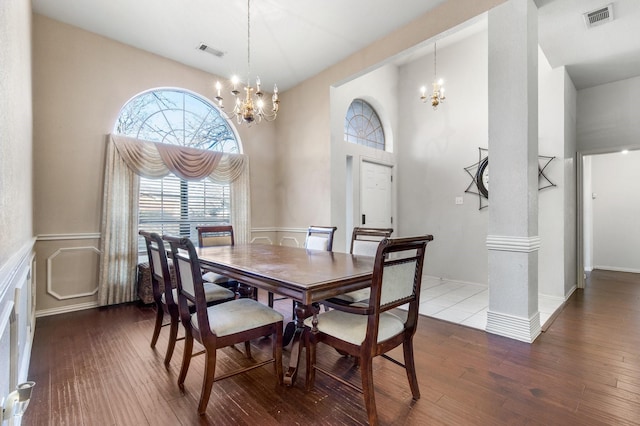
[423,274,487,288]
[35,301,99,318]
[592,266,640,274]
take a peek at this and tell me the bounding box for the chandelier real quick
[215,0,279,125]
[420,41,446,110]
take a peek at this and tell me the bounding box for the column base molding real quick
[486,235,540,252]
[486,310,541,343]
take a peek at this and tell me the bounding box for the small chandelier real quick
[420,41,446,110]
[215,0,279,125]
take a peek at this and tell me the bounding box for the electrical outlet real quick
[455,197,463,205]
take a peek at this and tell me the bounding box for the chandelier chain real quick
[433,41,437,78]
[247,0,251,81]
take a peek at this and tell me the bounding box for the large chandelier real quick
[215,0,279,125]
[420,41,446,110]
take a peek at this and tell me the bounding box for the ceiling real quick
[31,0,640,92]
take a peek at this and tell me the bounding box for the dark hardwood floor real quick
[24,270,640,425]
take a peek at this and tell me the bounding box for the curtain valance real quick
[111,134,246,184]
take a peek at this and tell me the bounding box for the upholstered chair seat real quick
[162,283,235,307]
[193,298,284,337]
[303,309,404,345]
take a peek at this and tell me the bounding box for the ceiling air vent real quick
[197,43,225,58]
[583,3,614,28]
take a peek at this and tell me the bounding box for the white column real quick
[486,0,541,342]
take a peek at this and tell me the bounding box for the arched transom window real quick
[344,99,385,151]
[115,89,239,249]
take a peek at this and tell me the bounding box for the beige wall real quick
[32,15,277,314]
[0,0,33,264]
[0,0,35,398]
[276,0,506,231]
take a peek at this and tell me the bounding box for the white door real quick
[360,161,392,228]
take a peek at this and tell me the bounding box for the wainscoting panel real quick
[35,235,101,316]
[46,246,100,300]
[0,300,14,401]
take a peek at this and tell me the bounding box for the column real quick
[486,0,541,342]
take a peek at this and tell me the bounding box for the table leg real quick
[283,302,317,386]
[282,300,298,347]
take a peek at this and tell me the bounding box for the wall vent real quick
[583,3,614,28]
[196,43,225,58]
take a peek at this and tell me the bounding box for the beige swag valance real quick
[111,134,246,183]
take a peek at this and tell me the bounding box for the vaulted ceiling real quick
[32,0,640,91]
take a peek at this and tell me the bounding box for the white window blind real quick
[137,174,231,252]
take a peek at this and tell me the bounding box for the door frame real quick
[576,146,640,289]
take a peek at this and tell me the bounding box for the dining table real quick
[196,243,375,385]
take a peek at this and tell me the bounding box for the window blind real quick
[138,173,230,252]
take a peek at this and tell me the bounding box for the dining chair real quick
[323,227,393,310]
[139,230,236,367]
[268,225,337,308]
[304,225,338,251]
[163,235,284,415]
[304,235,434,426]
[196,225,256,299]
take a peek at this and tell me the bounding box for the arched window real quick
[114,89,239,249]
[344,99,385,150]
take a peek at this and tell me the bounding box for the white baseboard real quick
[35,301,99,318]
[423,274,487,288]
[592,265,640,274]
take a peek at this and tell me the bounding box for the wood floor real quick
[24,270,640,425]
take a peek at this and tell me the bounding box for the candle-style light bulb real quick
[231,76,240,94]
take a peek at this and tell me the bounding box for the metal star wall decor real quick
[464,147,556,210]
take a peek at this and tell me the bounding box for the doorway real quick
[578,148,640,288]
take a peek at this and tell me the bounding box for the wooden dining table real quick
[196,243,375,385]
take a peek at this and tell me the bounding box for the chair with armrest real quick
[163,235,284,415]
[304,234,434,426]
[322,227,393,310]
[197,225,256,299]
[139,230,236,367]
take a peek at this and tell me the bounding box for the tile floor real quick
[412,276,565,331]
